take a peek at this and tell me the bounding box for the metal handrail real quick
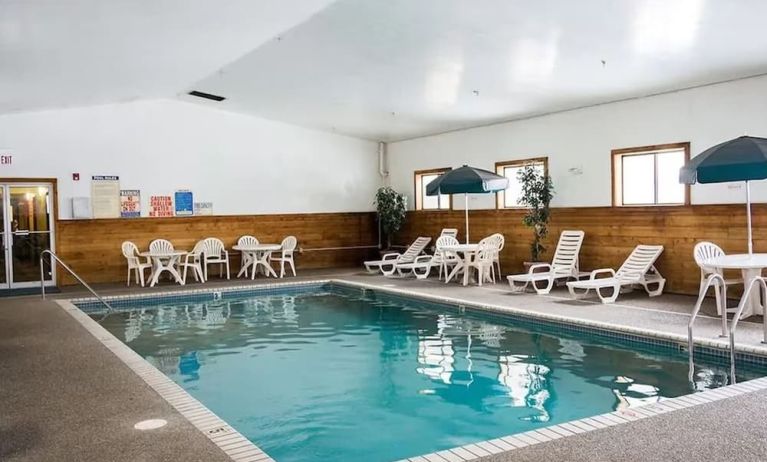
[727,276,767,384]
[688,273,726,384]
[39,249,114,312]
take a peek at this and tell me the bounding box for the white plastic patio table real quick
[139,250,188,287]
[707,253,767,318]
[233,244,282,279]
[442,244,480,286]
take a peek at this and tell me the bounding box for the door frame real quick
[0,178,59,289]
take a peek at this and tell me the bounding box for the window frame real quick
[611,142,690,207]
[494,157,549,209]
[414,167,452,211]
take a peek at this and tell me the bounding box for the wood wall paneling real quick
[398,204,759,296]
[56,212,378,285]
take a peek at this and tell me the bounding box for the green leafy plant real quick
[374,187,407,249]
[517,164,554,262]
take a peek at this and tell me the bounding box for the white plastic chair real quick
[364,237,431,276]
[121,241,151,287]
[693,242,742,317]
[435,235,461,280]
[237,235,259,277]
[488,233,505,279]
[467,239,496,286]
[508,230,585,295]
[567,245,665,304]
[179,240,206,283]
[271,236,297,278]
[201,237,230,280]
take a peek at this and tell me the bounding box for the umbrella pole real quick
[747,180,753,254]
[465,193,469,244]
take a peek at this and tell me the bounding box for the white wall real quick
[388,74,767,210]
[0,99,380,218]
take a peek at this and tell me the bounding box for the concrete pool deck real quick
[3,267,767,461]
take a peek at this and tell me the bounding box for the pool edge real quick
[61,277,767,462]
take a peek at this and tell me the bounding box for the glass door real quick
[2,183,56,289]
[0,187,7,290]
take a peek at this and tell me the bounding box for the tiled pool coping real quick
[59,278,767,462]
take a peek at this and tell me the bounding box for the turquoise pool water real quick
[90,285,765,462]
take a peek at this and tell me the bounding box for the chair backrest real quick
[616,245,664,281]
[149,239,174,253]
[281,236,297,254]
[435,235,459,249]
[399,237,431,262]
[475,239,496,262]
[488,233,505,253]
[121,241,138,258]
[202,237,225,256]
[440,228,458,239]
[238,235,259,247]
[551,230,585,270]
[191,239,206,255]
[693,241,725,274]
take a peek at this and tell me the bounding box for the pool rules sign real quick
[91,175,121,218]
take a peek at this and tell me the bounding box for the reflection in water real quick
[95,291,762,462]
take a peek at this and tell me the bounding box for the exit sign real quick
[0,154,11,165]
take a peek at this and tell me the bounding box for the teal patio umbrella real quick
[680,135,767,254]
[426,165,509,244]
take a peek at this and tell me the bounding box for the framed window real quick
[414,168,451,210]
[611,142,690,206]
[495,157,548,208]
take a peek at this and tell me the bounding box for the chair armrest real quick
[528,263,551,274]
[589,268,615,280]
[382,253,401,260]
[414,255,433,264]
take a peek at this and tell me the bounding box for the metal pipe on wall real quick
[377,141,389,249]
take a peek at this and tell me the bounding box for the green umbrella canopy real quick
[680,135,767,184]
[426,165,509,195]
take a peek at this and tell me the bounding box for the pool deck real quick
[3,267,767,461]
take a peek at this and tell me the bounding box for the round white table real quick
[442,244,480,286]
[233,244,282,279]
[139,250,188,287]
[707,253,767,319]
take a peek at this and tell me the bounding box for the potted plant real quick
[374,186,407,251]
[517,164,554,267]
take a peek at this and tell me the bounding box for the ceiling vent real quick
[188,90,226,102]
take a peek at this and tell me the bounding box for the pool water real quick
[92,286,764,462]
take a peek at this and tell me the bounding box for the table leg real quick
[740,268,763,319]
[462,252,472,286]
[166,256,185,285]
[149,258,162,287]
[263,251,277,278]
[237,251,250,278]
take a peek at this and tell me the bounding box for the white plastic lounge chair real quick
[693,241,742,316]
[440,228,458,238]
[237,235,259,277]
[179,240,205,283]
[566,245,665,304]
[364,237,431,276]
[271,236,297,278]
[201,237,230,280]
[121,241,151,287]
[508,230,585,295]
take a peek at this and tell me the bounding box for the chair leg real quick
[139,268,146,287]
[183,264,188,283]
[290,258,296,276]
[280,260,285,278]
[226,261,230,280]
[596,284,621,304]
[532,277,554,295]
[127,269,131,287]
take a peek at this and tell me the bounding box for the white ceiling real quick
[4,0,767,142]
[0,0,334,112]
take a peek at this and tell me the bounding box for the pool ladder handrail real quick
[727,276,767,383]
[688,273,767,385]
[39,249,114,313]
[687,273,726,384]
